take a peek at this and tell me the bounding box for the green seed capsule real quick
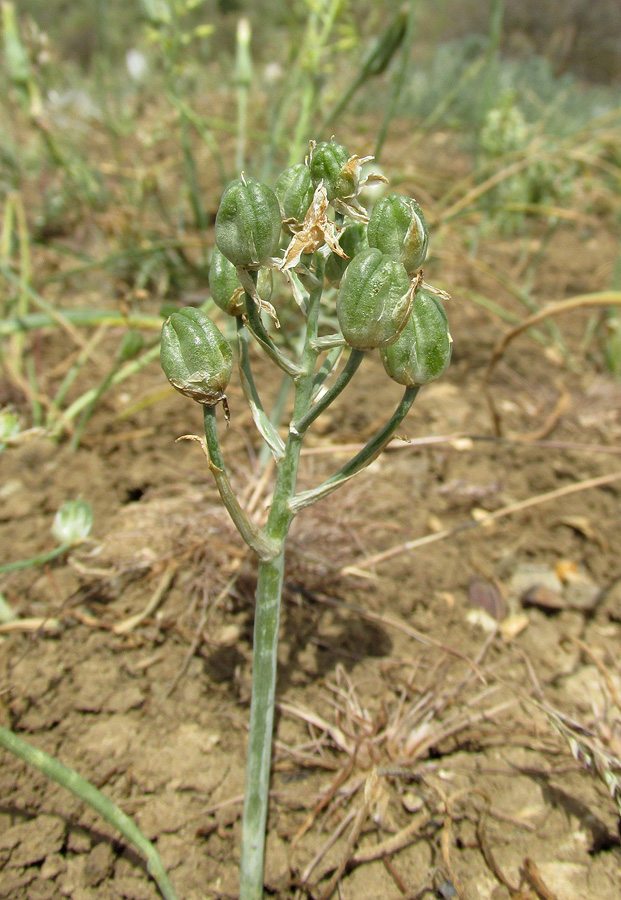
[309,140,352,202]
[325,222,369,287]
[367,193,429,274]
[274,163,315,226]
[161,307,233,406]
[380,288,452,386]
[209,246,245,317]
[215,177,282,269]
[336,247,412,351]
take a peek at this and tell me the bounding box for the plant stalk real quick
[0,542,70,575]
[238,262,325,900]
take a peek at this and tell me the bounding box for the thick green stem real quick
[239,263,325,900]
[239,549,285,899]
[0,724,178,900]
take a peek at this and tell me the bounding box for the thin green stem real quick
[311,344,343,397]
[0,542,70,575]
[0,724,178,900]
[25,352,42,427]
[292,348,364,435]
[237,319,286,462]
[180,113,208,236]
[374,0,418,161]
[236,84,249,174]
[51,327,109,414]
[69,367,117,451]
[243,277,304,378]
[203,406,279,561]
[57,345,160,429]
[289,385,420,513]
[321,73,364,132]
[259,371,292,470]
[1,309,163,337]
[288,76,317,168]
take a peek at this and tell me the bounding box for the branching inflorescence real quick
[160,138,453,900]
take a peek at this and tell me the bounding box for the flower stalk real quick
[158,140,452,899]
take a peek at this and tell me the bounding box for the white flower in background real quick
[126,49,148,81]
[51,500,94,546]
[263,62,283,86]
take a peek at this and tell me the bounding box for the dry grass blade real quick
[485,291,621,380]
[343,470,621,574]
[315,769,378,900]
[521,858,562,900]
[112,560,179,635]
[0,617,61,634]
[350,807,430,864]
[439,151,552,223]
[298,808,357,887]
[296,592,486,679]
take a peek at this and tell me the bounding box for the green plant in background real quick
[0,498,93,575]
[160,139,451,899]
[0,406,21,453]
[138,0,221,236]
[1,1,108,208]
[69,328,145,449]
[0,723,178,900]
[477,92,575,235]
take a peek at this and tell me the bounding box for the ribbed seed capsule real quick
[367,193,429,274]
[336,247,412,351]
[309,140,352,202]
[274,163,315,227]
[215,177,282,269]
[380,288,452,386]
[325,222,368,287]
[209,246,245,317]
[161,307,233,406]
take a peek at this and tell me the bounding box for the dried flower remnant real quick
[280,183,347,272]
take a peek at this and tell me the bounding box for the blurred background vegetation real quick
[15,0,621,82]
[1,0,620,444]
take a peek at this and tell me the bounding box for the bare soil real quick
[1,127,620,900]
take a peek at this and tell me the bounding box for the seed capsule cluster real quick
[160,139,452,410]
